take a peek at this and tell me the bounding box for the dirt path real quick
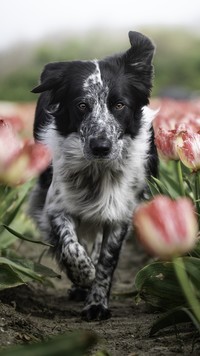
[0,238,199,355]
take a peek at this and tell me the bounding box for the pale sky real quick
[1,0,200,51]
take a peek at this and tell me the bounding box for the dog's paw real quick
[81,304,111,321]
[68,285,88,302]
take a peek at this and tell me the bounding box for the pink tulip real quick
[176,131,200,172]
[153,99,200,134]
[154,128,179,160]
[4,115,25,132]
[133,196,198,259]
[0,119,23,164]
[0,117,51,185]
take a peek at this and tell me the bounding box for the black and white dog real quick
[29,31,157,321]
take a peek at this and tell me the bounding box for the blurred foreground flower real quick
[134,196,198,259]
[0,117,51,185]
[176,131,200,172]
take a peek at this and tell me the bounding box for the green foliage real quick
[135,260,185,309]
[0,330,97,356]
[1,28,200,101]
[135,255,200,335]
[148,160,193,199]
[0,257,60,290]
[2,224,52,247]
[135,256,200,310]
[0,69,39,102]
[0,183,33,247]
[150,29,200,96]
[150,307,200,336]
[0,32,126,102]
[0,182,60,290]
[136,158,200,335]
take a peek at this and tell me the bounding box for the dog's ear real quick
[121,31,155,104]
[126,31,155,65]
[31,62,69,93]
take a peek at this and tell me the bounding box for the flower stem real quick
[176,160,185,196]
[173,257,200,323]
[194,171,200,225]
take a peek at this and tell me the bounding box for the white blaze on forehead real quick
[82,59,112,131]
[83,60,103,89]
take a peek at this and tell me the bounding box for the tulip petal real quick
[134,196,198,259]
[176,132,200,171]
[0,117,51,186]
[0,118,22,167]
[155,128,179,160]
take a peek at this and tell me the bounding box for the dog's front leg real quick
[49,212,95,288]
[82,223,128,321]
[68,231,103,301]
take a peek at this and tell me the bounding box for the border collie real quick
[29,31,157,321]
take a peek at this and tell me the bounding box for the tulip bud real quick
[154,128,179,160]
[176,131,200,172]
[0,119,22,167]
[133,196,198,259]
[1,142,52,185]
[0,118,51,186]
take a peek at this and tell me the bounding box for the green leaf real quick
[0,232,17,249]
[12,258,60,279]
[0,257,60,290]
[135,257,200,313]
[0,182,32,228]
[150,307,200,336]
[151,176,172,197]
[0,330,97,356]
[0,193,27,229]
[0,264,26,290]
[181,257,200,291]
[135,261,186,310]
[146,179,161,197]
[190,240,200,258]
[1,224,53,247]
[159,172,183,198]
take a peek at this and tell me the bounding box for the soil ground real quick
[0,236,200,356]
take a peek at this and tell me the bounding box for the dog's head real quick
[32,31,155,161]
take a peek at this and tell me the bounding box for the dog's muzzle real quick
[89,137,112,157]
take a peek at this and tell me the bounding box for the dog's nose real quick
[89,137,112,157]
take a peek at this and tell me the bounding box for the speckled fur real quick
[29,31,157,321]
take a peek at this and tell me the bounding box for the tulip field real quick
[0,98,200,355]
[134,98,200,332]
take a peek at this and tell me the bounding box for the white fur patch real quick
[84,60,103,89]
[142,105,159,123]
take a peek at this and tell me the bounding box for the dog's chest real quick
[56,164,142,223]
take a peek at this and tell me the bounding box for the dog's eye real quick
[77,103,87,111]
[114,103,125,110]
